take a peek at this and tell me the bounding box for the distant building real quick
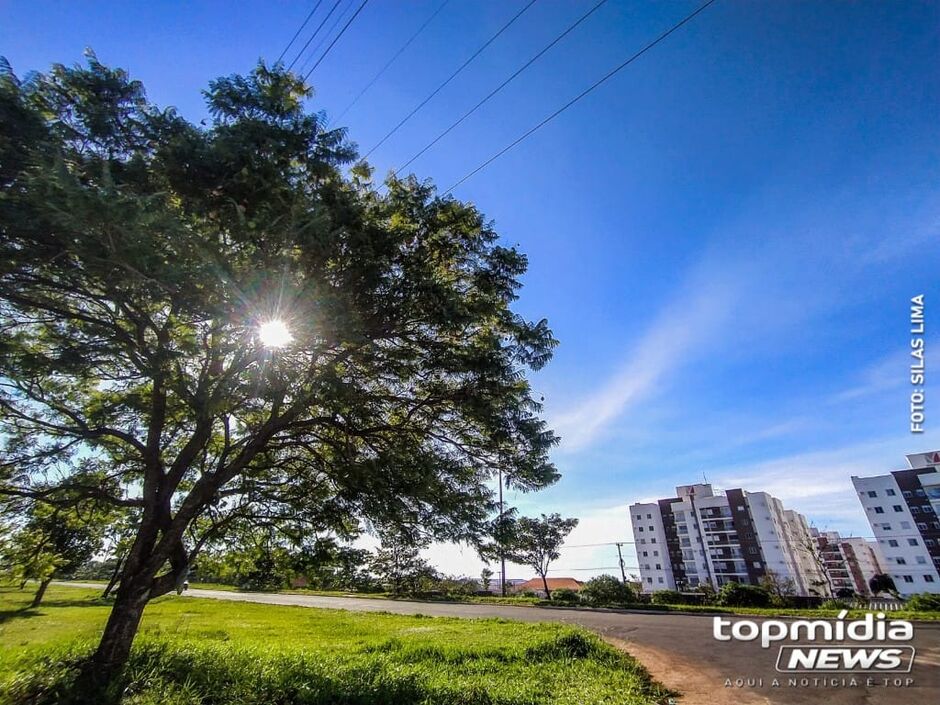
[511,577,583,597]
[629,483,823,595]
[852,450,940,595]
[813,530,884,596]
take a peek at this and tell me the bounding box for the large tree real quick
[0,53,558,689]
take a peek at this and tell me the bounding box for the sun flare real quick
[258,319,292,348]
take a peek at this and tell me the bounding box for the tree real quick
[759,569,796,600]
[869,573,899,598]
[0,55,559,690]
[369,532,438,595]
[581,574,635,606]
[480,567,493,593]
[1,503,104,607]
[503,513,577,599]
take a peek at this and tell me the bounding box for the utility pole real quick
[499,466,507,597]
[616,542,628,585]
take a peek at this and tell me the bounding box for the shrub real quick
[551,588,580,603]
[821,599,850,610]
[906,593,940,611]
[650,590,682,605]
[716,582,771,607]
[581,575,636,606]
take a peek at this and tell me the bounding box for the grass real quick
[0,586,672,705]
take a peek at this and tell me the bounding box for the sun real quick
[258,319,292,348]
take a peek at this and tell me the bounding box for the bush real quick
[650,590,682,605]
[551,588,580,603]
[581,575,636,606]
[821,599,850,610]
[716,582,771,608]
[906,593,940,611]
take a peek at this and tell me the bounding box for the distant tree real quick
[869,573,899,598]
[369,532,439,595]
[480,567,494,593]
[800,537,834,596]
[0,55,558,688]
[1,503,104,607]
[835,587,856,600]
[716,582,771,608]
[503,513,577,599]
[760,569,796,601]
[581,574,635,606]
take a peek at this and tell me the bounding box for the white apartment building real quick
[630,484,822,595]
[813,530,884,597]
[852,450,940,595]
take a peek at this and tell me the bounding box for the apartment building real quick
[813,530,884,596]
[629,484,823,595]
[852,450,940,595]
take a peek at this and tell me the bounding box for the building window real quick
[926,575,936,583]
[646,577,652,584]
[867,491,878,498]
[648,526,655,531]
[902,575,914,584]
[911,506,921,514]
[888,540,899,547]
[647,513,652,519]
[650,538,656,544]
[927,539,937,547]
[657,577,664,584]
[653,551,659,557]
[903,491,913,498]
[916,489,926,497]
[642,551,648,557]
[917,523,928,530]
[874,507,885,514]
[916,556,927,564]
[900,521,911,530]
[886,489,896,496]
[893,505,904,512]
[882,524,892,531]
[896,558,907,565]
[638,527,644,532]
[908,539,918,546]
[655,564,661,570]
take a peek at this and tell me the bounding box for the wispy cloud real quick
[715,432,940,534]
[829,352,907,403]
[549,268,736,451]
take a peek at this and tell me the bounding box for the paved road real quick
[64,584,940,705]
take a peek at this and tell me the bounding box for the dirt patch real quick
[603,636,770,705]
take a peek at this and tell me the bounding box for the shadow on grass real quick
[0,597,112,624]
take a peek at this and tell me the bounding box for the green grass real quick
[0,586,672,705]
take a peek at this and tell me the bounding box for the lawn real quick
[0,586,672,705]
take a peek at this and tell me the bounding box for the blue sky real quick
[3,0,938,579]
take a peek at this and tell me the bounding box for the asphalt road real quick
[63,584,940,705]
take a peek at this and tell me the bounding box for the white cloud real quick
[549,270,735,451]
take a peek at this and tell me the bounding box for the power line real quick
[330,0,452,127]
[297,0,355,76]
[287,0,344,71]
[442,0,719,195]
[395,0,610,176]
[362,0,541,160]
[277,0,325,64]
[304,0,371,80]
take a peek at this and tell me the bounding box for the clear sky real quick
[3,0,938,580]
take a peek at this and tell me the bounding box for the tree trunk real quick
[86,578,151,695]
[30,578,51,608]
[541,573,551,600]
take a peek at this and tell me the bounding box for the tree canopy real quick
[0,52,559,685]
[503,513,577,599]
